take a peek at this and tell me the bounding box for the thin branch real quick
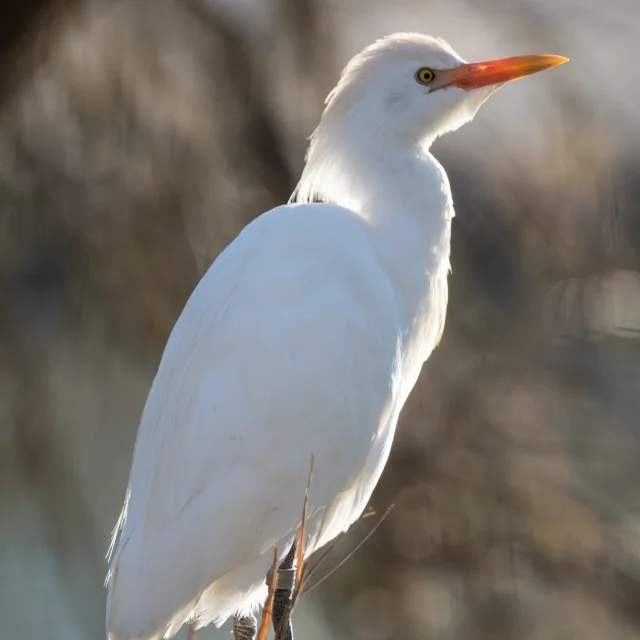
[257,543,279,640]
[297,532,344,591]
[274,453,314,640]
[301,505,390,592]
[299,505,394,597]
[295,452,315,590]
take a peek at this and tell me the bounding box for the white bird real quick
[105,32,566,640]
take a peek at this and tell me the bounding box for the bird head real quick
[319,33,567,149]
[294,33,567,206]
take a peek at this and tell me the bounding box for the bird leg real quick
[233,614,257,640]
[272,541,297,640]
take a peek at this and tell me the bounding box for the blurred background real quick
[1,0,640,638]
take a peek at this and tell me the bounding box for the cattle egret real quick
[105,32,566,640]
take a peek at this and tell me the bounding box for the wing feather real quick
[106,203,403,638]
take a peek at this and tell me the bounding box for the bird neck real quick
[292,127,452,252]
[293,132,453,344]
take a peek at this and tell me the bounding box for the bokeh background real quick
[2,1,640,638]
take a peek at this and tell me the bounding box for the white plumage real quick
[106,33,566,640]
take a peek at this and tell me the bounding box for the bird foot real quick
[271,542,297,640]
[272,586,294,640]
[233,614,257,640]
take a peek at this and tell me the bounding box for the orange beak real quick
[433,54,568,91]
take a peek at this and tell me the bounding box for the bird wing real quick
[107,203,404,638]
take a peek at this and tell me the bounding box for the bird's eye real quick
[416,67,436,85]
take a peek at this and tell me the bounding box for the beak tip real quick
[548,54,570,67]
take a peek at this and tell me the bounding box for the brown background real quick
[2,1,640,638]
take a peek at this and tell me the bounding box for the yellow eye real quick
[416,67,436,85]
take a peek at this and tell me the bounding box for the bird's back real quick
[106,202,407,639]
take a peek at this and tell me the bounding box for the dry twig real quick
[257,544,279,640]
